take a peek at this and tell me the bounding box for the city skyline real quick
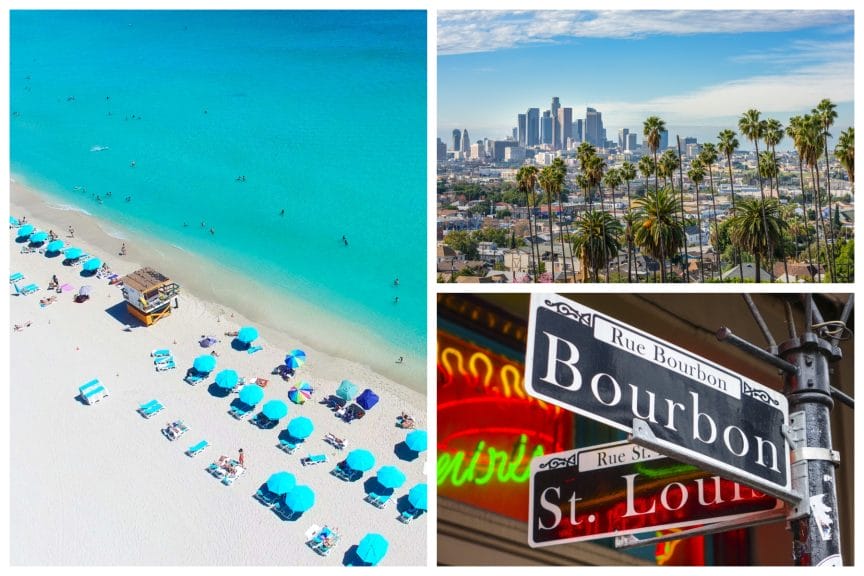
[438,10,853,150]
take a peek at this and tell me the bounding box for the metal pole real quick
[778,295,844,566]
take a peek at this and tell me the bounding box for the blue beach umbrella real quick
[408,483,428,511]
[262,399,288,421]
[405,430,428,453]
[82,258,102,272]
[346,449,376,472]
[17,224,35,238]
[285,349,307,369]
[237,326,258,344]
[239,384,265,406]
[266,471,296,496]
[356,533,389,566]
[283,485,315,513]
[376,466,406,490]
[287,416,314,440]
[215,369,239,389]
[193,354,217,374]
[65,247,84,260]
[336,379,358,401]
[46,239,65,253]
[356,389,379,411]
[29,231,49,244]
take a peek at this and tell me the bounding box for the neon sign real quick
[437,434,544,487]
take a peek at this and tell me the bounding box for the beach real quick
[9,182,427,565]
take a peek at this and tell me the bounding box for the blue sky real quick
[438,10,854,150]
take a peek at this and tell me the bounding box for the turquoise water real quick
[10,11,427,358]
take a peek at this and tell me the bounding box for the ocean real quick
[10,11,427,372]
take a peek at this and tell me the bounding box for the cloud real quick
[438,10,853,55]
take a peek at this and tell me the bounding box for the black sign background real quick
[528,302,788,488]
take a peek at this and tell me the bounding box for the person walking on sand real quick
[238,448,245,467]
[120,243,127,256]
[68,225,75,238]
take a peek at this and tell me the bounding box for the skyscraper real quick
[559,107,573,150]
[626,132,637,151]
[618,128,630,150]
[585,107,604,147]
[517,113,527,146]
[461,129,471,155]
[527,108,540,146]
[660,129,669,151]
[437,138,447,163]
[573,119,583,142]
[550,97,561,149]
[541,110,553,146]
[452,128,461,152]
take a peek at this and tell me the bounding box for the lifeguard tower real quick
[120,267,180,326]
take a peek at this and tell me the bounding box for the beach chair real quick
[186,439,209,457]
[301,454,328,466]
[79,378,108,404]
[247,345,263,355]
[228,405,250,419]
[273,501,302,521]
[399,506,422,524]
[324,433,347,450]
[9,272,24,283]
[365,492,391,509]
[155,359,176,372]
[151,348,172,358]
[255,487,281,508]
[154,354,173,364]
[162,420,189,441]
[138,400,164,418]
[185,373,204,385]
[308,526,340,556]
[20,283,40,295]
[222,465,246,486]
[330,463,353,481]
[277,439,298,454]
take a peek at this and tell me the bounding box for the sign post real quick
[529,440,784,548]
[524,293,794,502]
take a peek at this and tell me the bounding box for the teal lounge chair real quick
[247,345,263,355]
[20,283,39,295]
[138,400,164,418]
[278,439,298,454]
[9,272,24,283]
[155,359,176,371]
[185,373,204,385]
[399,506,422,524]
[229,405,250,419]
[186,439,209,457]
[256,487,280,507]
[301,454,328,466]
[154,354,173,364]
[151,348,171,357]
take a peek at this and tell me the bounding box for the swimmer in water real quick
[342,235,348,246]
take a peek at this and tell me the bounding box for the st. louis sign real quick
[525,294,792,501]
[529,441,783,547]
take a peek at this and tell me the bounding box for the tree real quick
[539,161,566,281]
[637,155,655,197]
[517,165,541,281]
[763,118,784,198]
[687,160,706,282]
[815,98,839,279]
[831,239,854,282]
[738,109,773,281]
[835,127,854,187]
[718,129,742,281]
[619,161,637,281]
[603,168,622,219]
[758,151,779,195]
[787,115,818,276]
[698,143,721,279]
[727,197,788,283]
[633,187,685,282]
[443,230,478,259]
[571,210,622,282]
[643,116,666,192]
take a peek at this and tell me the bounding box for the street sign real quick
[529,441,784,548]
[524,294,793,501]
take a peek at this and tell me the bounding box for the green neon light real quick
[438,434,545,487]
[634,461,700,479]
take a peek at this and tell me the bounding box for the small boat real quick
[90,145,110,152]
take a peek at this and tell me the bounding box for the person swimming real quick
[342,235,348,246]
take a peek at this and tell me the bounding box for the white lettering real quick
[538,487,562,530]
[540,332,582,390]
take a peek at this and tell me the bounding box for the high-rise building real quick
[573,119,583,142]
[527,108,540,146]
[517,113,527,146]
[550,97,561,149]
[512,128,517,141]
[461,129,471,155]
[660,129,669,150]
[437,138,447,163]
[618,128,630,150]
[558,107,573,150]
[452,129,462,152]
[626,132,637,151]
[585,107,604,148]
[683,136,697,147]
[541,110,553,145]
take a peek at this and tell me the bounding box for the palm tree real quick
[815,98,838,278]
[623,209,639,282]
[718,129,744,281]
[633,187,685,283]
[698,143,721,280]
[539,160,567,281]
[727,197,789,283]
[786,115,817,277]
[801,114,828,280]
[619,161,637,282]
[738,109,773,281]
[572,210,623,283]
[582,154,608,279]
[763,118,784,198]
[643,116,666,192]
[687,160,706,282]
[659,149,685,273]
[603,168,622,220]
[835,127,854,188]
[551,158,570,282]
[759,151,779,194]
[638,156,655,195]
[516,165,540,281]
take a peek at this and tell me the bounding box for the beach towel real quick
[60,283,74,292]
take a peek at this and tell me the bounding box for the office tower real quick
[559,107,573,150]
[517,113,527,146]
[512,127,518,141]
[683,136,697,146]
[626,132,637,151]
[470,141,485,160]
[541,110,553,145]
[437,138,447,163]
[550,97,561,149]
[618,128,630,150]
[585,107,604,147]
[452,129,461,152]
[660,129,669,150]
[461,129,471,154]
[527,108,540,146]
[492,140,518,162]
[573,119,583,142]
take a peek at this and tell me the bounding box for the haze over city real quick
[438,10,853,149]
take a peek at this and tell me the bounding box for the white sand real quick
[9,187,427,565]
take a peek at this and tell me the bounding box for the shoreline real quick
[11,175,426,394]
